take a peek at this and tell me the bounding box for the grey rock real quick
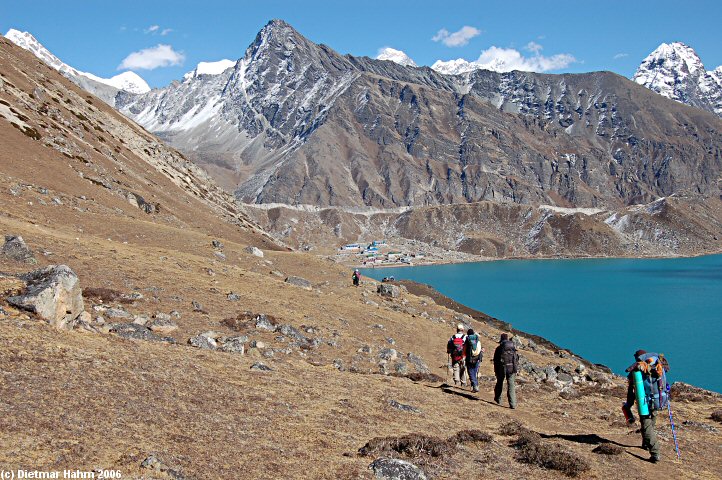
[170,310,181,318]
[188,333,217,350]
[250,340,266,349]
[278,324,307,342]
[406,353,430,373]
[388,400,420,413]
[105,308,132,319]
[147,317,178,334]
[211,240,224,249]
[140,454,185,480]
[557,372,574,384]
[7,265,84,329]
[369,458,426,480]
[358,345,372,354]
[544,366,558,381]
[285,275,312,290]
[220,336,248,354]
[379,348,398,361]
[393,361,408,375]
[333,359,345,371]
[377,284,399,298]
[227,292,241,301]
[214,251,226,261]
[108,323,174,343]
[250,362,272,371]
[192,300,205,312]
[575,364,587,374]
[153,312,172,321]
[2,235,35,263]
[385,337,396,345]
[255,314,277,331]
[262,349,275,358]
[244,246,264,257]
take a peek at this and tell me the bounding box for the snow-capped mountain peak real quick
[183,59,236,81]
[376,48,417,67]
[4,28,149,96]
[633,41,722,117]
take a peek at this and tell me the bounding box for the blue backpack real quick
[637,352,670,411]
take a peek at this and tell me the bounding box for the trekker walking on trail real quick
[352,269,361,287]
[623,349,670,463]
[465,328,485,393]
[493,333,518,408]
[447,324,467,387]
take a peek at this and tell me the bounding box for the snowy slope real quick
[182,60,236,81]
[4,29,149,95]
[633,42,722,117]
[376,48,417,67]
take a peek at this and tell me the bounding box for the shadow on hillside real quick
[540,432,639,449]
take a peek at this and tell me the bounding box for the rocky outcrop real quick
[2,235,35,263]
[369,458,426,480]
[7,265,85,329]
[285,276,312,290]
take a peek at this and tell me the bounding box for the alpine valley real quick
[5,20,722,259]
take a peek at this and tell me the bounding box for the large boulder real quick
[244,246,264,258]
[7,265,84,329]
[369,458,426,480]
[285,276,312,290]
[377,284,400,298]
[2,235,35,263]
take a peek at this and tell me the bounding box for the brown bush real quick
[499,421,527,437]
[82,287,133,304]
[359,433,455,458]
[453,430,492,444]
[711,410,722,423]
[517,441,591,477]
[393,372,444,383]
[592,443,624,455]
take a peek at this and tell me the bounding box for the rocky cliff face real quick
[113,21,722,209]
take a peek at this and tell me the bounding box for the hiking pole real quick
[666,384,681,460]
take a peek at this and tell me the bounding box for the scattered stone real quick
[227,292,241,301]
[575,364,587,374]
[244,246,264,257]
[369,458,426,480]
[377,284,400,298]
[153,312,172,321]
[250,362,272,371]
[681,420,718,433]
[393,361,408,375]
[133,314,150,325]
[211,240,224,249]
[285,275,312,290]
[406,353,430,373]
[557,372,574,384]
[278,324,307,342]
[105,307,133,319]
[214,251,226,261]
[220,336,248,354]
[147,317,178,334]
[270,270,284,278]
[188,332,218,350]
[365,300,379,307]
[140,454,184,480]
[388,400,421,414]
[359,345,373,354]
[255,314,277,331]
[106,323,174,343]
[2,235,36,263]
[169,310,181,319]
[7,265,84,329]
[379,348,398,361]
[192,300,206,313]
[386,337,396,345]
[250,340,266,349]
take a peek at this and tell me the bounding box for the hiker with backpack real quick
[447,324,467,387]
[623,349,670,463]
[493,333,518,409]
[352,269,361,287]
[465,328,485,393]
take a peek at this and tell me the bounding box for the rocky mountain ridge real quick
[109,20,722,210]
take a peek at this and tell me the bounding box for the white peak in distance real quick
[431,58,477,75]
[183,59,236,81]
[633,42,705,91]
[376,48,417,67]
[83,71,151,94]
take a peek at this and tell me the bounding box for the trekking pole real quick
[666,384,681,460]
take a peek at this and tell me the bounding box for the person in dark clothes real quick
[465,328,485,393]
[493,333,518,408]
[352,269,361,287]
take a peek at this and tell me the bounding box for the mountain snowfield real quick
[375,47,417,67]
[633,42,722,117]
[3,29,151,95]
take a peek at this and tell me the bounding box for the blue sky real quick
[3,0,722,88]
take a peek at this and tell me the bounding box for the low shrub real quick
[452,429,492,444]
[710,410,722,423]
[592,443,624,455]
[359,433,455,458]
[517,441,591,477]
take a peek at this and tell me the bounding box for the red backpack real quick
[449,335,465,362]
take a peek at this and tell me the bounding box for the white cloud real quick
[525,41,543,54]
[145,25,159,34]
[160,28,173,36]
[613,53,629,59]
[475,45,576,72]
[118,44,185,70]
[432,26,481,47]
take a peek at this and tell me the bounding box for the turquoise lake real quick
[363,254,722,393]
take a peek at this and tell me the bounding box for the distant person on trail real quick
[623,349,670,463]
[447,324,467,387]
[352,269,361,287]
[493,333,518,409]
[465,328,485,393]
